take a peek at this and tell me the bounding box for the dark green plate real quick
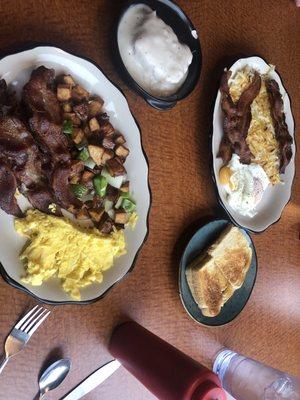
[179,219,257,326]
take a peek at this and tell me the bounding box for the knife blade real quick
[61,359,121,400]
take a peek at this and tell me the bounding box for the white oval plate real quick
[212,56,296,233]
[0,46,151,304]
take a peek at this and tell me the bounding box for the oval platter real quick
[0,45,151,304]
[212,56,296,233]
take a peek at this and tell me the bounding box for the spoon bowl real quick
[39,358,71,398]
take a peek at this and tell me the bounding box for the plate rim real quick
[0,43,152,305]
[210,55,297,234]
[178,218,258,326]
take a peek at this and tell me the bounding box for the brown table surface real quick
[0,0,299,399]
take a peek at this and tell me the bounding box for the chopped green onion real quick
[71,184,88,198]
[93,175,107,197]
[122,198,136,213]
[62,119,73,135]
[78,147,89,161]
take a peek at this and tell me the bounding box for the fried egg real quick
[219,154,270,217]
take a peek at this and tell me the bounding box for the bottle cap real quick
[192,381,226,400]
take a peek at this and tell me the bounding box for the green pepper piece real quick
[93,175,107,197]
[120,192,131,200]
[71,184,88,198]
[62,119,73,135]
[122,198,136,213]
[78,147,89,161]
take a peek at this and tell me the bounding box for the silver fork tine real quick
[19,306,45,331]
[14,305,39,329]
[26,310,51,336]
[26,310,51,337]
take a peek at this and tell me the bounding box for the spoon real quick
[38,358,71,399]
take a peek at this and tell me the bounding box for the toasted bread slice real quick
[185,225,252,317]
[208,226,252,289]
[186,256,234,317]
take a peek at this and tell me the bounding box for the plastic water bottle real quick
[213,349,300,400]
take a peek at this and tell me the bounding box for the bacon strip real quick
[0,162,22,217]
[22,66,61,123]
[218,70,261,165]
[26,185,61,216]
[51,165,81,210]
[265,79,293,173]
[29,114,71,165]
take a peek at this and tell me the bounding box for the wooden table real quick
[0,1,299,399]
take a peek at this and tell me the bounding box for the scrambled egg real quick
[127,212,138,229]
[15,209,126,300]
[229,67,280,185]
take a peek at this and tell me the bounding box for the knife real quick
[61,359,121,400]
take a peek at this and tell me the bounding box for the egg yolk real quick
[219,166,236,190]
[219,166,232,184]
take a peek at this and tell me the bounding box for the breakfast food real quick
[118,4,193,97]
[15,210,126,300]
[218,66,293,216]
[0,66,136,231]
[219,154,269,217]
[0,66,137,298]
[186,226,252,317]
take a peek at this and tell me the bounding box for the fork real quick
[0,305,51,374]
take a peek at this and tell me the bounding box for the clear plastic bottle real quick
[213,349,300,400]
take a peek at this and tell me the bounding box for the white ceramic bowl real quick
[0,46,151,304]
[212,56,296,233]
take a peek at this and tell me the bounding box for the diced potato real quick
[115,211,129,224]
[88,99,104,117]
[106,158,126,177]
[57,84,72,101]
[115,145,130,159]
[101,149,114,164]
[62,102,72,113]
[98,215,113,234]
[83,125,92,138]
[70,175,80,184]
[114,133,126,145]
[101,121,115,136]
[120,181,129,192]
[114,155,125,165]
[62,74,75,86]
[63,112,81,126]
[92,195,103,209]
[88,208,105,222]
[76,209,89,220]
[67,204,76,214]
[72,128,85,145]
[106,185,119,202]
[102,136,115,150]
[81,170,94,184]
[72,84,89,102]
[70,160,85,175]
[89,117,100,132]
[73,103,89,121]
[88,145,105,166]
